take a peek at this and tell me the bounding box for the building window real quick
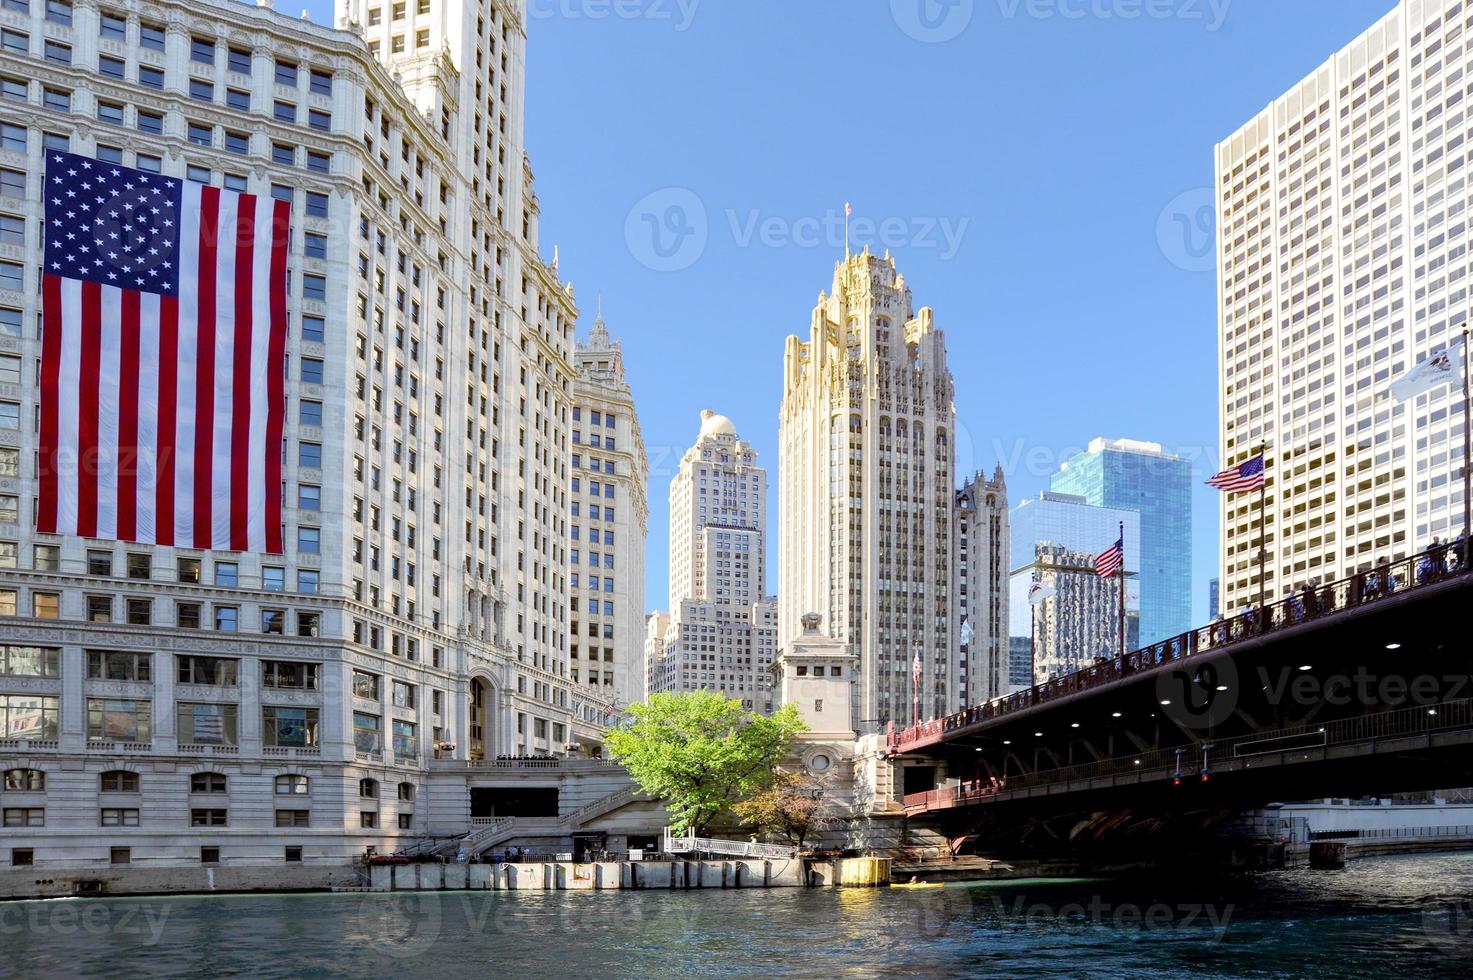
[190,37,215,64]
[261,608,284,634]
[200,846,220,863]
[398,813,413,829]
[360,811,377,828]
[392,720,416,758]
[353,670,380,701]
[125,598,151,625]
[297,612,320,637]
[227,47,251,74]
[100,808,139,826]
[300,357,323,384]
[178,704,238,747]
[354,713,381,755]
[262,707,319,748]
[1,696,60,740]
[139,65,164,89]
[86,699,151,743]
[178,557,202,583]
[276,810,309,828]
[284,845,303,862]
[309,69,332,95]
[99,770,140,793]
[1,646,59,678]
[32,593,60,619]
[359,778,378,799]
[190,772,227,794]
[191,809,227,827]
[215,561,238,587]
[297,526,320,554]
[3,808,43,827]
[86,650,150,681]
[177,656,238,686]
[397,782,415,802]
[139,23,164,50]
[262,661,318,691]
[4,768,44,791]
[274,774,309,795]
[11,848,32,866]
[110,847,130,865]
[214,606,239,632]
[177,602,202,629]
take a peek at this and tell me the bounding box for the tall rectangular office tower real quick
[779,248,957,729]
[0,0,616,867]
[1217,0,1473,614]
[571,311,649,708]
[645,411,776,712]
[956,468,1010,705]
[1051,438,1192,644]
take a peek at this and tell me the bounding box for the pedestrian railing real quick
[662,829,798,860]
[891,539,1473,754]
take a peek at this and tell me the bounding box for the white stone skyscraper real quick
[1216,0,1473,613]
[571,309,648,708]
[645,412,776,711]
[779,248,958,729]
[0,0,618,871]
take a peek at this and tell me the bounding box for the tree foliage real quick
[605,691,806,836]
[731,771,835,851]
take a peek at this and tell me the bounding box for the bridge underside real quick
[895,570,1473,845]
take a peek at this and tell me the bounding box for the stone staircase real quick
[564,785,655,829]
[427,786,656,859]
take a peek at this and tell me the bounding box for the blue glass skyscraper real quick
[1051,438,1193,644]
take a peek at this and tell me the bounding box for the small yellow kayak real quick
[891,881,943,889]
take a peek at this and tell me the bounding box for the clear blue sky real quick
[306,0,1397,623]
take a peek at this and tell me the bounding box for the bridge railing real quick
[891,539,1473,754]
[901,695,1473,812]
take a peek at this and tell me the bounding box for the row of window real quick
[2,767,409,799]
[0,587,322,629]
[9,845,306,867]
[4,807,414,831]
[0,696,320,748]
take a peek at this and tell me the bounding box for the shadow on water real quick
[5,852,1473,978]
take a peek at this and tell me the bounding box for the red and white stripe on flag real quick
[38,154,289,554]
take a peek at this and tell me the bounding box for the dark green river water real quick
[5,852,1473,977]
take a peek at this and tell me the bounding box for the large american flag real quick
[1095,536,1124,578]
[1207,454,1266,494]
[39,152,289,553]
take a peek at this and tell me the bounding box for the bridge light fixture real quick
[1111,711,1122,718]
[1298,665,1313,672]
[1003,739,1012,745]
[1386,642,1402,650]
[1428,709,1438,716]
[1133,759,1142,766]
[1216,685,1229,692]
[1160,699,1172,706]
[1070,722,1080,728]
[1033,731,1043,737]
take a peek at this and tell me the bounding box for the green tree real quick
[731,771,835,852]
[605,691,806,836]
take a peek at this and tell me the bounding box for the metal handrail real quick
[903,695,1473,812]
[891,539,1473,754]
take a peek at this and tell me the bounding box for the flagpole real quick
[1462,327,1471,563]
[912,641,919,729]
[1117,521,1126,659]
[1258,443,1268,611]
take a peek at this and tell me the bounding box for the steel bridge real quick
[887,541,1473,832]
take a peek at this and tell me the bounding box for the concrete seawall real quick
[369,860,806,891]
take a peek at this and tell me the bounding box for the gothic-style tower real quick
[779,248,957,729]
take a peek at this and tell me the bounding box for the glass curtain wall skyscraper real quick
[1050,438,1192,644]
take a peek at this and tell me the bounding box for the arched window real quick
[359,778,378,799]
[3,768,44,791]
[99,770,139,793]
[190,772,227,794]
[397,781,415,802]
[275,774,309,795]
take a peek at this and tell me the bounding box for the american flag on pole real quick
[1207,454,1266,494]
[1095,536,1124,578]
[911,644,922,683]
[39,152,289,553]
